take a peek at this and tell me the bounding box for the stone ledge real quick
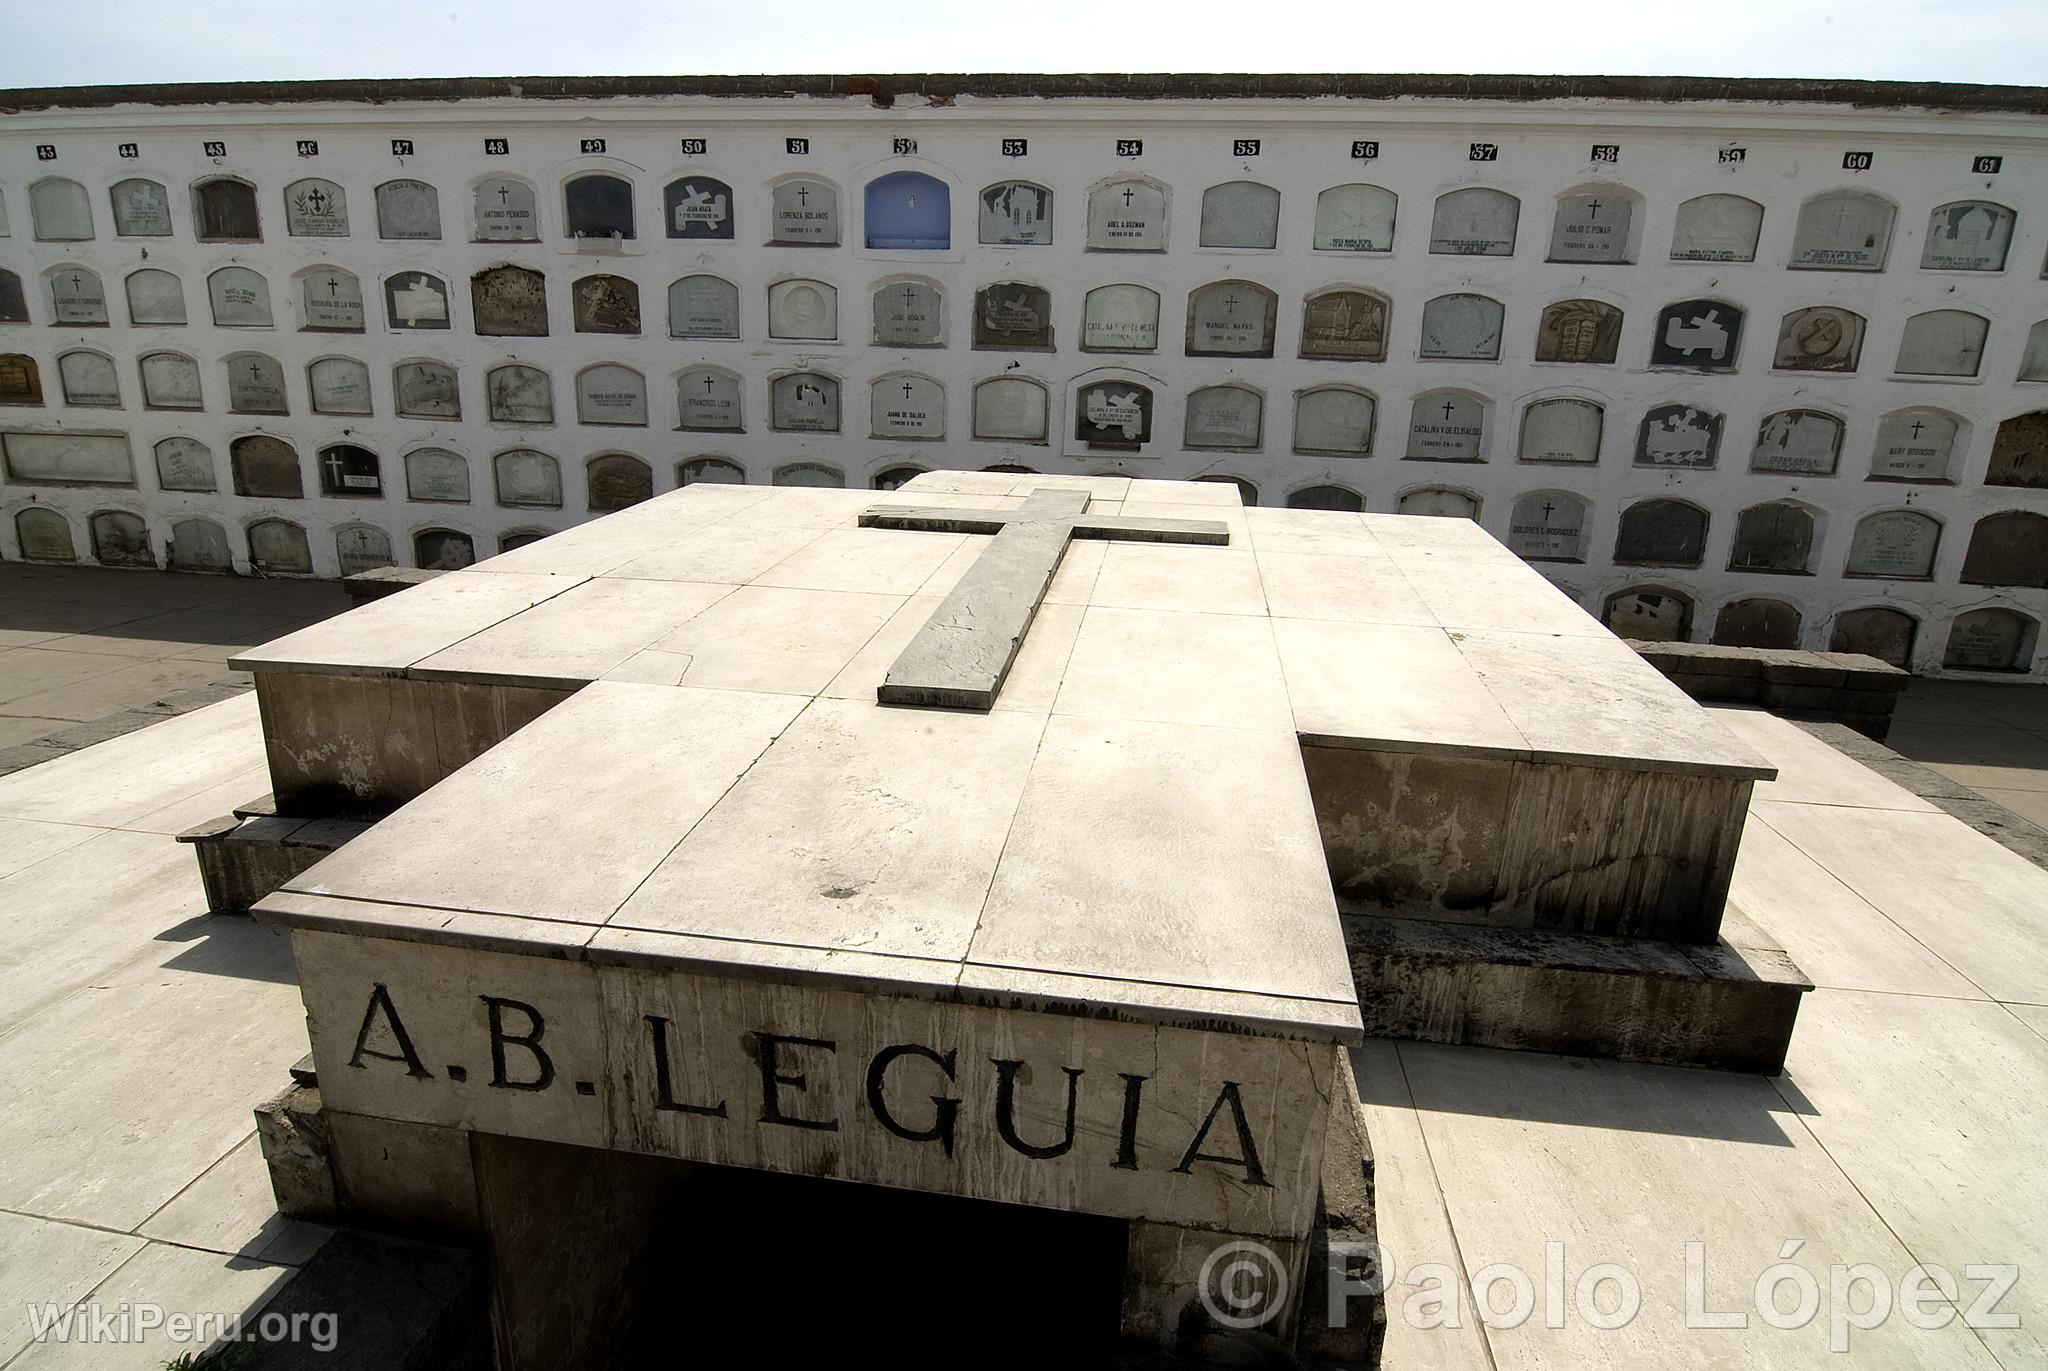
[1341,910,1811,1073]
[343,566,449,605]
[1629,641,1907,741]
[179,810,370,913]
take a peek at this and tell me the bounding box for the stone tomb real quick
[233,475,1802,1366]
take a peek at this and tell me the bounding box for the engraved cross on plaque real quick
[858,488,1228,709]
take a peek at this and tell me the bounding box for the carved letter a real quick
[348,982,432,1078]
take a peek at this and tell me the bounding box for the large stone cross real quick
[858,489,1229,709]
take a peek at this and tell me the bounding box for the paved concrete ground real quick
[0,564,349,773]
[1887,678,2048,831]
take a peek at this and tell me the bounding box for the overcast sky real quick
[1,0,2041,89]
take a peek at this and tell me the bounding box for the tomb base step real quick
[1342,909,1811,1073]
[178,811,370,914]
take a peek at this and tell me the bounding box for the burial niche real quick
[1288,485,1363,512]
[1075,379,1152,448]
[671,275,741,339]
[1845,510,1940,580]
[1518,398,1603,464]
[317,443,383,498]
[979,181,1052,245]
[207,266,273,328]
[874,279,942,347]
[680,457,746,486]
[1534,299,1621,364]
[1198,181,1280,249]
[494,450,562,509]
[230,435,302,498]
[472,266,548,337]
[224,353,286,414]
[1922,201,2014,272]
[974,283,1053,351]
[1419,294,1503,361]
[169,518,233,573]
[1300,289,1388,361]
[1407,391,1484,461]
[1789,190,1894,271]
[110,178,171,237]
[14,508,77,562]
[127,268,189,326]
[375,179,442,241]
[1506,491,1588,562]
[1293,386,1375,456]
[1987,411,2048,488]
[414,528,476,570]
[1727,502,1815,574]
[586,454,653,511]
[1944,609,2036,673]
[774,463,845,488]
[58,350,120,407]
[1429,187,1519,256]
[154,437,216,493]
[665,175,733,239]
[246,519,313,575]
[284,178,348,237]
[0,268,25,323]
[574,274,641,335]
[1713,599,1802,649]
[50,267,108,325]
[1635,404,1722,468]
[139,351,203,410]
[1895,310,1988,378]
[2020,321,2048,383]
[1398,487,1480,518]
[1186,281,1277,357]
[1082,284,1158,352]
[1960,512,2048,587]
[404,448,470,503]
[1615,499,1708,566]
[565,174,636,239]
[576,364,648,427]
[335,525,394,576]
[871,465,926,491]
[1604,586,1692,641]
[1198,475,1260,505]
[1751,410,1843,476]
[89,511,153,568]
[1650,298,1742,371]
[395,360,460,420]
[300,269,364,332]
[1871,409,1960,482]
[866,172,950,249]
[971,377,1048,442]
[1547,189,1635,264]
[192,178,259,241]
[870,375,943,441]
[770,179,839,245]
[1830,607,1918,668]
[474,179,538,242]
[677,368,743,432]
[1669,194,1762,262]
[1775,307,1864,372]
[1,432,133,486]
[1313,184,1396,252]
[1,350,46,403]
[1087,179,1167,251]
[487,365,552,424]
[769,372,841,433]
[499,530,547,553]
[29,178,93,240]
[767,279,836,340]
[385,272,451,330]
[1182,385,1262,449]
